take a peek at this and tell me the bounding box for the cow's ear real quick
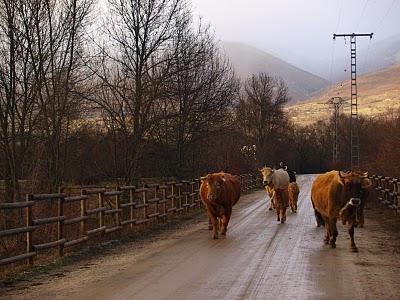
[361,178,372,190]
[338,171,345,186]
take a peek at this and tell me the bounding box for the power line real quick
[328,39,337,85]
[356,0,370,31]
[335,0,344,32]
[375,0,398,32]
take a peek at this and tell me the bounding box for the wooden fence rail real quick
[370,175,399,213]
[0,173,262,267]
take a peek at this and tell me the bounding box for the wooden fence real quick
[0,174,261,267]
[369,175,399,213]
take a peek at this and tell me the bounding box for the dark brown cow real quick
[200,172,241,239]
[354,172,373,228]
[311,170,369,252]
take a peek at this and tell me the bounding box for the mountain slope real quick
[221,42,329,102]
[285,65,400,126]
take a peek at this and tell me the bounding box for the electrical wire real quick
[356,0,370,31]
[375,0,399,32]
[335,0,344,32]
[328,39,336,86]
[360,38,373,74]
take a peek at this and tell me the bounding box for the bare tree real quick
[19,0,93,191]
[236,73,289,165]
[88,0,187,184]
[150,16,239,177]
[0,0,40,201]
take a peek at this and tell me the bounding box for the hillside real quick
[221,42,329,102]
[285,64,400,126]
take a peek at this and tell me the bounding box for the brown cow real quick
[288,182,300,213]
[311,170,369,252]
[200,172,241,239]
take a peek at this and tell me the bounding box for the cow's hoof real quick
[351,246,358,252]
[269,207,273,211]
[208,225,213,230]
[324,239,329,245]
[330,243,336,249]
[212,235,218,240]
[280,220,285,224]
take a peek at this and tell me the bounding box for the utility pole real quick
[333,33,373,171]
[327,97,346,167]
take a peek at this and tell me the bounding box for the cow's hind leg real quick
[276,208,280,222]
[329,220,338,248]
[281,207,287,224]
[206,210,219,239]
[221,208,232,236]
[208,217,213,230]
[348,223,358,252]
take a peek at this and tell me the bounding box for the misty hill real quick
[356,34,400,75]
[305,34,400,82]
[285,64,400,126]
[221,42,329,103]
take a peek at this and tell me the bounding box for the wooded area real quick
[0,0,398,203]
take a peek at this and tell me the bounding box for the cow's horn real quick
[338,171,345,178]
[360,172,368,178]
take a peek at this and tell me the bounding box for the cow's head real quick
[339,171,368,206]
[201,173,226,202]
[338,171,368,225]
[259,167,274,187]
[338,171,369,205]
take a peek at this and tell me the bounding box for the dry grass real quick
[285,65,400,126]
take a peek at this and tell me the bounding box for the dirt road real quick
[2,175,400,299]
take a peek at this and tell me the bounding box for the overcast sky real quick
[190,0,400,72]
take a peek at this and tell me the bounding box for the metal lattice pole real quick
[333,33,373,170]
[327,97,346,167]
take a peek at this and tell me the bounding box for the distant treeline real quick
[0,0,398,202]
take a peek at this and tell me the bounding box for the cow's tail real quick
[311,196,325,227]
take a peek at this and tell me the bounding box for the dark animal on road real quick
[353,171,372,228]
[200,172,241,239]
[311,170,369,252]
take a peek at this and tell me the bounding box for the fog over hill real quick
[303,34,400,82]
[221,42,329,103]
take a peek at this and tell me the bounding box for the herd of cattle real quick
[200,169,372,252]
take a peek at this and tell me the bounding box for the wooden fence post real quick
[99,191,105,237]
[26,194,34,265]
[58,194,65,257]
[116,187,121,227]
[81,189,87,236]
[143,188,148,221]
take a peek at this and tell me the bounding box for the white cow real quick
[259,167,290,223]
